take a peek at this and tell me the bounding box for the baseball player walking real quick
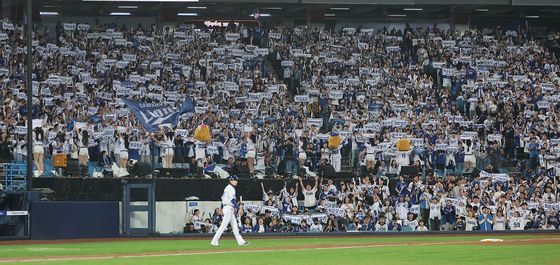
[211,175,249,246]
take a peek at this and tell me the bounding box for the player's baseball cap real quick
[229,175,239,181]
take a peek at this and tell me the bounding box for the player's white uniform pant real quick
[211,205,246,245]
[332,154,341,172]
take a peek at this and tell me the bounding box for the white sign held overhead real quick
[294,95,309,103]
[63,23,76,31]
[225,33,240,41]
[281,60,294,67]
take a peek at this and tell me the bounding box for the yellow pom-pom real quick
[194,124,211,142]
[396,139,411,151]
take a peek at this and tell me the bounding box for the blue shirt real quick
[529,143,539,158]
[478,213,493,231]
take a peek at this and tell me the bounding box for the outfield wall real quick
[31,201,120,240]
[124,201,263,234]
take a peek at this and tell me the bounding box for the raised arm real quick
[313,175,319,191]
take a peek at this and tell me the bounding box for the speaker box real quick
[65,160,81,177]
[400,166,419,176]
[130,162,153,178]
[157,168,189,179]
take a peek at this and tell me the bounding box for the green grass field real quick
[1,234,559,265]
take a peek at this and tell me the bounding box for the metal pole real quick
[25,0,33,190]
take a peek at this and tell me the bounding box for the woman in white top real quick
[161,131,175,169]
[463,139,476,170]
[543,187,556,203]
[404,213,419,228]
[297,137,307,168]
[395,196,409,221]
[465,211,478,231]
[415,220,428,231]
[320,143,330,162]
[299,175,318,209]
[119,134,129,169]
[78,130,90,168]
[113,132,127,168]
[139,133,151,165]
[493,210,506,231]
[388,159,399,175]
[69,137,79,161]
[428,198,442,231]
[364,138,376,171]
[341,197,355,220]
[245,133,256,175]
[32,128,45,175]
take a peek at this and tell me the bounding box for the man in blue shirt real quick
[528,137,539,172]
[443,200,456,231]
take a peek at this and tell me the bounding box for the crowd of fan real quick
[0,20,559,180]
[185,173,559,233]
[0,17,558,232]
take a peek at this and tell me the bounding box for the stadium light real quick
[39,11,59,16]
[177,12,198,16]
[330,7,350,11]
[403,8,423,11]
[262,7,282,10]
[187,6,207,9]
[118,5,138,8]
[110,12,132,16]
[324,13,336,17]
[388,14,407,17]
[525,15,539,18]
[476,9,489,12]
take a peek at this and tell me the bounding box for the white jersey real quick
[466,217,478,231]
[246,139,255,152]
[429,202,441,219]
[212,183,246,246]
[303,188,317,208]
[404,219,418,228]
[509,217,525,230]
[365,143,375,154]
[494,216,506,231]
[221,184,236,207]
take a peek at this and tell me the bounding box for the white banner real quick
[128,141,143,150]
[281,60,294,67]
[307,118,323,127]
[386,46,400,52]
[224,81,239,91]
[32,119,43,129]
[294,95,309,103]
[269,32,282,40]
[329,91,344,100]
[15,126,26,135]
[77,24,90,31]
[262,206,280,216]
[225,33,240,41]
[63,23,77,31]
